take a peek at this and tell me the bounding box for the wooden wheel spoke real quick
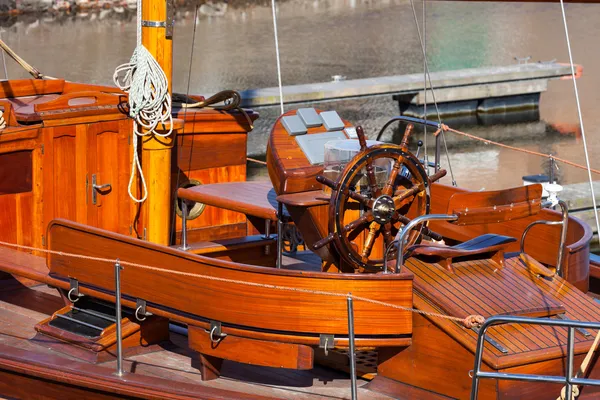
[361,222,381,261]
[347,189,373,207]
[382,155,405,196]
[364,160,382,198]
[342,211,373,234]
[381,222,394,248]
[393,184,424,206]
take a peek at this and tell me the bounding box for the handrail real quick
[384,214,458,274]
[470,315,600,400]
[376,115,442,142]
[520,199,569,276]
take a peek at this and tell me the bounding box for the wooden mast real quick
[140,0,174,245]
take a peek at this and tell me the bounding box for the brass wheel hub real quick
[372,195,395,224]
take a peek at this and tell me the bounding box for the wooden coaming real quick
[429,182,592,291]
[46,219,413,341]
[172,108,257,243]
[448,184,543,226]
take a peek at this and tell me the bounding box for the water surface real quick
[3,0,600,191]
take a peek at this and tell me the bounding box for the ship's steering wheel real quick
[313,122,446,272]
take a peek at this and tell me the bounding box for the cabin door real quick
[87,120,133,235]
[42,120,133,239]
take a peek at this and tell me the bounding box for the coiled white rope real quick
[113,0,172,203]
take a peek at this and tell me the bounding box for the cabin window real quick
[0,150,32,195]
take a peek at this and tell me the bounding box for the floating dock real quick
[239,62,579,108]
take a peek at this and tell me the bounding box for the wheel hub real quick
[372,195,395,224]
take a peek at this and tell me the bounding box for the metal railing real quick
[100,260,360,396]
[470,315,600,400]
[520,199,569,277]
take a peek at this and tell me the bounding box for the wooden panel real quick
[47,220,413,338]
[0,195,17,245]
[52,133,77,221]
[92,121,132,236]
[173,108,257,134]
[448,184,543,226]
[15,193,33,247]
[177,133,246,170]
[174,222,248,245]
[0,79,65,98]
[0,127,40,144]
[188,326,314,370]
[0,150,32,195]
[182,235,277,267]
[497,354,600,399]
[377,312,498,400]
[173,164,246,233]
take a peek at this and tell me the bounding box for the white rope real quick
[558,0,600,245]
[113,0,172,203]
[270,0,284,115]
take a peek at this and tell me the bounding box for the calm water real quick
[3,0,600,191]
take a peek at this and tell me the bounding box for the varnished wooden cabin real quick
[0,77,598,400]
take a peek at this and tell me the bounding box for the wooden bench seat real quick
[408,234,516,270]
[177,181,289,222]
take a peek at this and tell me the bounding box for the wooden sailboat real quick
[0,1,598,399]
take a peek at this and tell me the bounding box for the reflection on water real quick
[3,0,600,191]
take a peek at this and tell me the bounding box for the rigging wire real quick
[271,0,285,115]
[170,3,201,244]
[558,0,600,245]
[0,30,7,80]
[422,0,428,174]
[408,0,457,186]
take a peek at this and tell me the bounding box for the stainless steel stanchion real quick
[115,259,124,377]
[347,295,358,400]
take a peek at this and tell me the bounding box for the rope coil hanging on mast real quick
[113,0,172,203]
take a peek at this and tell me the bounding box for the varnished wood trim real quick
[188,326,314,370]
